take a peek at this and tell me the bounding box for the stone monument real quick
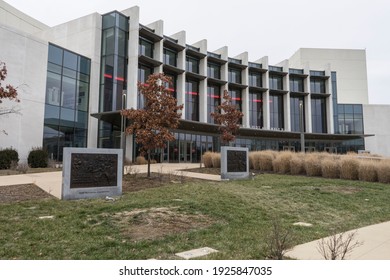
[62,148,122,200]
[220,146,249,180]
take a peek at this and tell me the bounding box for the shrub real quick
[273,151,293,174]
[290,153,305,175]
[250,151,262,170]
[377,160,390,184]
[27,148,48,168]
[248,152,255,169]
[321,158,340,179]
[202,151,213,168]
[136,156,147,165]
[340,156,359,180]
[211,153,221,168]
[304,153,323,177]
[258,150,275,172]
[358,160,378,182]
[0,148,19,170]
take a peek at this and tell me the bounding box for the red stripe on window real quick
[104,74,113,79]
[186,91,198,95]
[253,99,262,102]
[232,97,241,101]
[115,76,125,82]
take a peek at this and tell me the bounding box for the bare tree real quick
[317,230,363,260]
[211,90,243,146]
[121,73,183,177]
[264,218,294,260]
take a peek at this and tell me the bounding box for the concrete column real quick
[325,68,334,134]
[235,52,249,128]
[258,56,270,129]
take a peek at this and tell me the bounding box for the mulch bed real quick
[0,184,55,204]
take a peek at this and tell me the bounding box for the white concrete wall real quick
[289,48,369,105]
[0,24,48,162]
[0,0,48,34]
[363,104,390,157]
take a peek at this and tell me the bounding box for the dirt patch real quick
[0,184,54,203]
[111,207,214,241]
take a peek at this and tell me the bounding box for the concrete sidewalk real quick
[286,221,390,260]
[0,163,220,199]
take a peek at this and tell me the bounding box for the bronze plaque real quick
[227,150,247,172]
[70,153,118,188]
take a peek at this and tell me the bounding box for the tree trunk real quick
[147,149,151,178]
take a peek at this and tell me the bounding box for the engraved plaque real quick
[227,150,247,172]
[70,153,118,188]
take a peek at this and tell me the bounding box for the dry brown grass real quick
[322,157,340,179]
[136,156,148,165]
[304,153,323,177]
[202,152,213,168]
[340,156,360,180]
[273,151,294,174]
[358,160,378,182]
[258,150,276,172]
[377,160,390,184]
[212,153,221,168]
[290,153,306,175]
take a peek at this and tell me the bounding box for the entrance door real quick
[179,141,192,162]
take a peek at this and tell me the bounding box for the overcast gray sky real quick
[4,0,390,104]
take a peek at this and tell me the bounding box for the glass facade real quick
[269,94,284,129]
[290,77,304,92]
[290,97,305,132]
[337,104,364,134]
[311,97,327,133]
[229,88,243,124]
[249,72,262,87]
[310,78,326,93]
[43,44,91,161]
[139,37,153,57]
[163,47,177,67]
[185,79,199,121]
[207,84,220,123]
[249,92,263,128]
[228,68,241,84]
[98,11,129,148]
[137,64,153,108]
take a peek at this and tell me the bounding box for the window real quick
[185,79,199,121]
[163,48,177,67]
[207,62,220,79]
[290,77,304,92]
[139,37,153,58]
[290,97,305,132]
[311,97,327,133]
[269,75,283,90]
[249,72,262,87]
[270,94,284,129]
[337,104,364,134]
[137,65,153,108]
[186,56,199,73]
[229,88,242,124]
[228,68,241,84]
[207,84,220,123]
[43,44,91,161]
[249,92,263,127]
[310,78,326,93]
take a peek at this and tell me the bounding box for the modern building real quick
[1,1,389,163]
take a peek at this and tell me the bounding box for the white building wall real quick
[289,48,369,105]
[0,24,48,162]
[363,105,390,157]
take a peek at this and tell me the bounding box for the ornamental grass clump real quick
[258,150,276,172]
[211,153,221,168]
[273,151,293,174]
[377,160,390,184]
[136,156,148,165]
[249,151,262,170]
[358,160,378,182]
[304,153,323,177]
[321,157,340,179]
[202,151,214,168]
[290,153,306,175]
[340,156,360,180]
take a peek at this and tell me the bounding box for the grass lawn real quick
[1,173,390,259]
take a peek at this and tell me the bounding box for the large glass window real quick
[163,47,177,67]
[337,104,364,134]
[290,97,305,132]
[43,44,91,161]
[249,72,262,87]
[270,94,284,129]
[229,88,242,124]
[139,37,153,58]
[290,77,304,92]
[185,79,199,121]
[186,56,199,73]
[207,84,220,123]
[310,78,326,93]
[249,92,263,128]
[269,75,283,90]
[207,62,221,79]
[137,65,153,108]
[228,68,241,84]
[311,97,327,133]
